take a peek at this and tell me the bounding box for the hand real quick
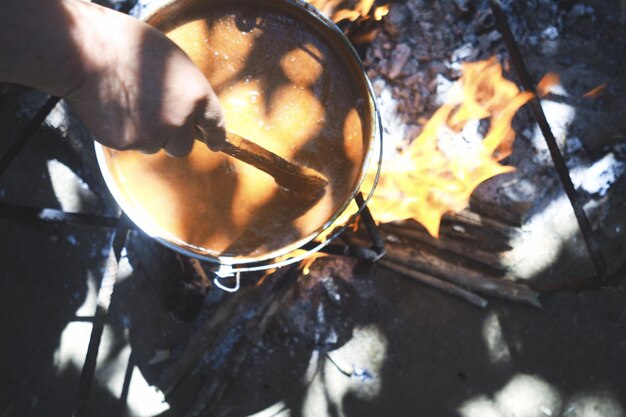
[61,1,226,156]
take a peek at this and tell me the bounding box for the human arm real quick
[0,0,225,156]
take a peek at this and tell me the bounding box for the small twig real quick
[446,209,519,237]
[216,131,328,199]
[351,235,541,307]
[387,241,540,307]
[380,259,488,308]
[469,196,525,227]
[391,211,517,252]
[381,222,505,270]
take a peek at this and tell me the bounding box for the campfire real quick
[265,1,557,310]
[354,57,533,238]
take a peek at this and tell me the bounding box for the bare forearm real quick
[0,0,225,155]
[0,0,89,95]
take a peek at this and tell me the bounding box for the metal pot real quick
[95,0,382,272]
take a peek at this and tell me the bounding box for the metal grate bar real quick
[119,349,136,405]
[488,0,608,283]
[73,213,131,417]
[299,193,386,261]
[71,316,97,323]
[355,192,385,256]
[0,201,120,228]
[0,95,60,178]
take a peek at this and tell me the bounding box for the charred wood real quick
[380,222,505,271]
[349,235,540,307]
[183,267,298,417]
[384,241,540,307]
[379,259,488,308]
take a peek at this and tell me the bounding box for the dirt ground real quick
[1,0,626,416]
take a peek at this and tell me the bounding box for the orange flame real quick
[260,250,328,284]
[536,72,560,97]
[362,58,533,237]
[300,252,329,275]
[306,0,389,23]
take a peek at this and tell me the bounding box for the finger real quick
[137,142,163,155]
[194,122,220,151]
[196,89,226,152]
[196,117,226,152]
[163,129,195,157]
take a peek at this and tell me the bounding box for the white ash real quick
[500,178,537,203]
[448,43,479,72]
[541,26,559,41]
[373,78,408,155]
[570,153,626,198]
[503,192,585,280]
[434,74,455,106]
[526,99,576,166]
[302,325,388,417]
[44,98,72,136]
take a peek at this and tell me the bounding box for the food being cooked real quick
[101,0,373,261]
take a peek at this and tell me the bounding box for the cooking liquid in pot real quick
[102,0,372,260]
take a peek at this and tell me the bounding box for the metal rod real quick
[355,192,385,257]
[488,0,608,283]
[120,349,135,405]
[0,95,60,178]
[0,201,120,228]
[73,214,131,417]
[70,316,96,323]
[312,243,382,262]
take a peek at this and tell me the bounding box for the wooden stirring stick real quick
[197,130,328,198]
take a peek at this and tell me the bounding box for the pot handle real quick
[213,271,241,293]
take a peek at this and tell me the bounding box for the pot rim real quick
[95,0,383,272]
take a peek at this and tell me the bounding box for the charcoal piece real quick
[383,3,412,38]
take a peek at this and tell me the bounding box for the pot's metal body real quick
[95,0,382,272]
